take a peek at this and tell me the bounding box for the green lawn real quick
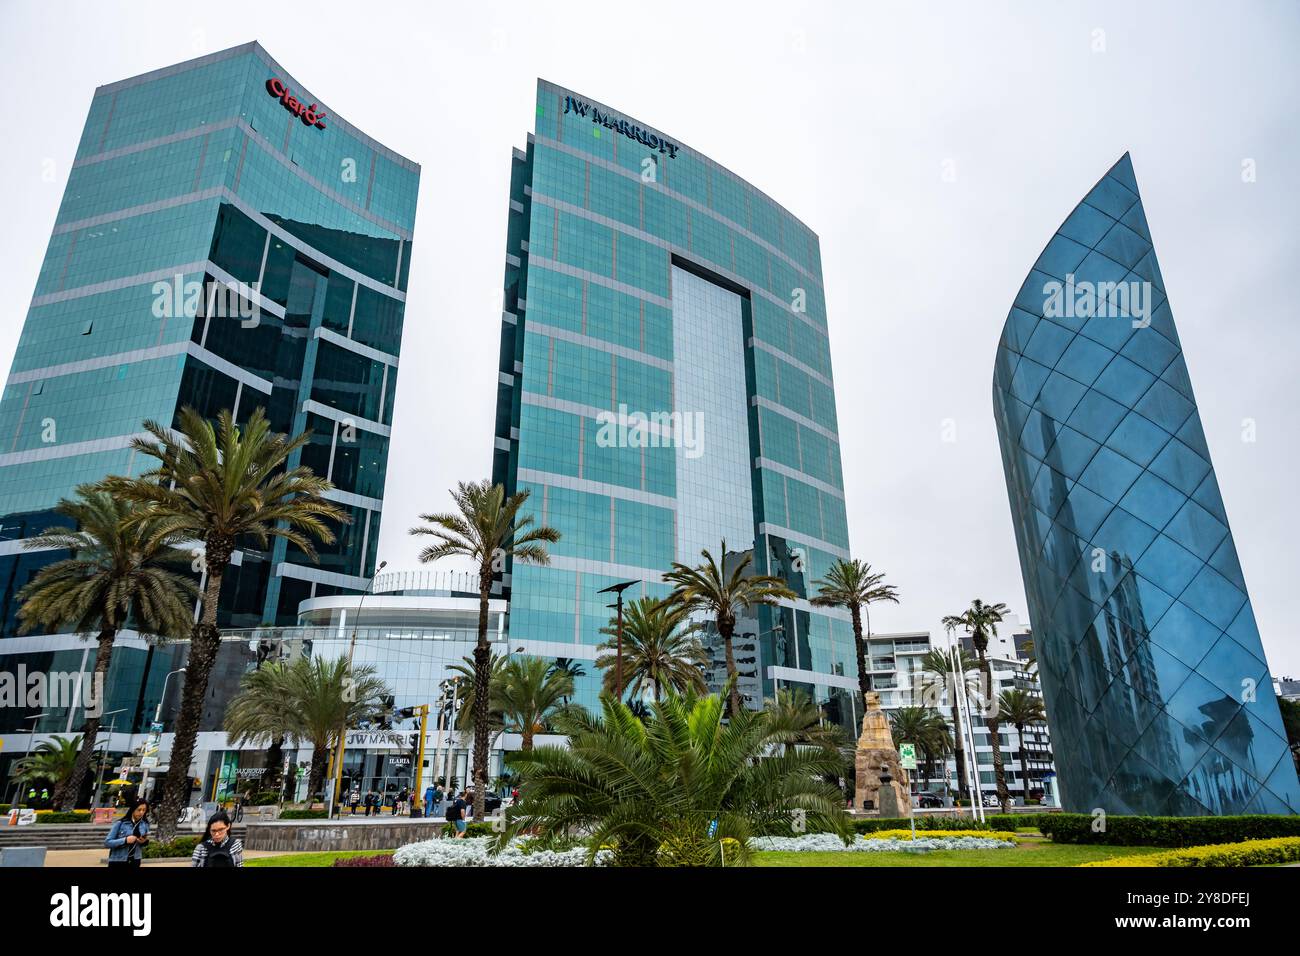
[247,849,395,868]
[246,840,1167,868]
[754,841,1168,867]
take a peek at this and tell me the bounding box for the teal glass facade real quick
[993,153,1300,815]
[493,82,857,725]
[0,43,417,741]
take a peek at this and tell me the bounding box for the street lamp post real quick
[442,677,462,791]
[91,709,127,808]
[9,713,50,805]
[331,559,386,818]
[139,668,185,801]
[598,580,638,700]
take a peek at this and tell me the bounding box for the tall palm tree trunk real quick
[56,627,115,809]
[719,617,740,716]
[978,652,1010,813]
[155,558,226,841]
[471,568,491,819]
[1016,722,1031,805]
[265,734,284,796]
[307,735,329,800]
[850,604,870,704]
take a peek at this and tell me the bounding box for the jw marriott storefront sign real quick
[563,95,680,158]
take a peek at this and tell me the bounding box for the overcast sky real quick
[2,0,1297,676]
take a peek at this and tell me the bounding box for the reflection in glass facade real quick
[492,83,857,725]
[993,153,1300,815]
[0,43,416,774]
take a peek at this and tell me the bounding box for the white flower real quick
[393,837,611,867]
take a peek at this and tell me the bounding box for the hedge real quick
[442,822,494,837]
[1036,813,1300,847]
[35,810,94,824]
[1082,836,1300,867]
[143,836,200,859]
[852,817,990,834]
[279,809,328,820]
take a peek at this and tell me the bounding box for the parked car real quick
[915,791,944,809]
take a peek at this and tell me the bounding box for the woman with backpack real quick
[190,810,244,867]
[445,789,469,837]
[104,798,151,868]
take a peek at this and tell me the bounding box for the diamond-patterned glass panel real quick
[992,154,1300,814]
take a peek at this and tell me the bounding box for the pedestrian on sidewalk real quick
[191,811,244,867]
[105,798,151,868]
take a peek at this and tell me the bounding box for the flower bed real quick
[751,833,1016,853]
[333,853,396,867]
[867,828,1018,842]
[393,837,611,867]
[1080,836,1300,868]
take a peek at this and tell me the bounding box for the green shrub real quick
[143,836,200,859]
[1038,813,1300,847]
[988,813,1053,830]
[1082,836,1300,867]
[279,809,328,820]
[36,811,93,824]
[441,821,493,837]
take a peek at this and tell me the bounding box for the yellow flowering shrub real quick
[1081,836,1300,867]
[867,828,1018,842]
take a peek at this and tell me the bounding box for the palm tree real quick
[664,540,796,716]
[998,689,1047,805]
[17,487,197,809]
[225,656,390,801]
[223,662,297,801]
[919,646,979,803]
[498,692,850,866]
[13,735,82,797]
[491,656,577,751]
[761,688,848,756]
[549,658,586,705]
[888,707,951,796]
[410,480,560,819]
[105,406,346,839]
[942,599,1011,812]
[595,597,708,702]
[810,559,899,707]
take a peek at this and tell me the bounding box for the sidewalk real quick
[42,848,294,867]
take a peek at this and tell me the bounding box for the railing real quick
[219,625,507,645]
[371,569,481,596]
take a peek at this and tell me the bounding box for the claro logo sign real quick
[266,77,328,130]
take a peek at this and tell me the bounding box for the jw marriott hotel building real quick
[493,82,859,725]
[0,43,418,753]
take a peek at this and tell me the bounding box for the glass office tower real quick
[993,153,1300,815]
[493,82,857,726]
[0,42,417,757]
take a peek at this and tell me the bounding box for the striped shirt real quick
[190,837,244,867]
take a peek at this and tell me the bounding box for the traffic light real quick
[376,695,395,730]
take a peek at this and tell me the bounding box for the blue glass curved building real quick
[993,153,1300,815]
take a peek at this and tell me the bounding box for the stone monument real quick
[854,690,911,816]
